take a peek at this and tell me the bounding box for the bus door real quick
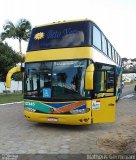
[25,70,39,97]
[92,64,116,123]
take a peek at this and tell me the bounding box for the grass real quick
[0,93,23,104]
[124,81,136,86]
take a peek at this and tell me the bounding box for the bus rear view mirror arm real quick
[6,66,24,88]
[85,64,94,90]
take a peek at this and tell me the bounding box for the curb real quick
[0,101,23,106]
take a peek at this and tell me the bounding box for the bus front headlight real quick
[70,108,90,114]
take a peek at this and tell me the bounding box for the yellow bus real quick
[6,19,122,125]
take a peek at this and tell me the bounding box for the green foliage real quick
[1,18,32,41]
[0,42,23,81]
[122,57,128,61]
[132,58,136,61]
[13,72,23,81]
[122,57,136,61]
[0,18,32,53]
[124,81,136,85]
[123,69,136,73]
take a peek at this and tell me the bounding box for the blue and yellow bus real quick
[6,19,122,125]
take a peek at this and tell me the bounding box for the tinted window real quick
[108,42,112,58]
[120,58,122,66]
[112,48,115,61]
[24,60,89,100]
[94,63,115,98]
[52,61,87,99]
[117,53,119,64]
[93,26,101,50]
[118,55,120,65]
[102,35,107,55]
[115,51,118,63]
[27,21,91,51]
[25,62,52,97]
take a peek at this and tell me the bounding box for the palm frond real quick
[1,20,16,40]
[0,18,32,54]
[16,18,32,41]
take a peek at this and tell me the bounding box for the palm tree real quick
[0,18,32,55]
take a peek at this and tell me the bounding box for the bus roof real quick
[34,19,93,28]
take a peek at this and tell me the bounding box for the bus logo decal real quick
[92,100,100,110]
[52,101,86,114]
[34,32,45,40]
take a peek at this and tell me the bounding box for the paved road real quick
[0,85,136,158]
[121,84,136,97]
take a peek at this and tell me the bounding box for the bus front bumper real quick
[24,110,91,125]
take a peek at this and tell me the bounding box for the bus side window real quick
[102,35,108,55]
[120,57,122,66]
[108,42,112,58]
[118,55,120,64]
[112,47,115,61]
[94,64,115,98]
[93,26,102,50]
[114,51,117,63]
[94,71,106,92]
[106,71,115,90]
[112,49,115,61]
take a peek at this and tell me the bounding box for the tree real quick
[0,42,23,82]
[122,57,128,62]
[0,18,32,55]
[132,58,136,61]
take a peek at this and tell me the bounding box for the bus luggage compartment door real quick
[91,96,116,123]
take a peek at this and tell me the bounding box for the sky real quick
[0,0,136,59]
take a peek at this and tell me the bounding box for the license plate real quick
[48,118,58,122]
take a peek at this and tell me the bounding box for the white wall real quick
[0,80,22,93]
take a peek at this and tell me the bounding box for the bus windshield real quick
[27,21,91,51]
[24,60,89,100]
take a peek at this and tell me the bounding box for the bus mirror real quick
[6,66,22,88]
[85,64,94,90]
